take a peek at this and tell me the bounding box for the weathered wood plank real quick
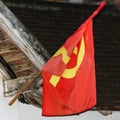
[0,63,11,80]
[7,58,33,72]
[3,52,25,63]
[0,48,18,55]
[15,67,37,78]
[3,75,36,97]
[0,40,15,52]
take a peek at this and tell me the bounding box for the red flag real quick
[42,2,105,116]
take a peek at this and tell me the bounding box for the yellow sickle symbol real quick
[49,36,85,87]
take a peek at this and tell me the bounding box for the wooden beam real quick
[8,70,41,106]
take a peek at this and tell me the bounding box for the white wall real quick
[0,72,120,120]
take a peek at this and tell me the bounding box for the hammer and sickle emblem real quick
[49,36,85,87]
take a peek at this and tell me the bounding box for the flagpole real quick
[8,70,41,106]
[90,1,106,19]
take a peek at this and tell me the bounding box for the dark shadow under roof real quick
[4,0,120,110]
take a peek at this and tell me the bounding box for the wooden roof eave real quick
[0,1,50,70]
[0,1,49,102]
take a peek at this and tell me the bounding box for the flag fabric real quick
[42,2,105,116]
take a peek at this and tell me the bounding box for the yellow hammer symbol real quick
[49,36,85,87]
[53,47,70,64]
